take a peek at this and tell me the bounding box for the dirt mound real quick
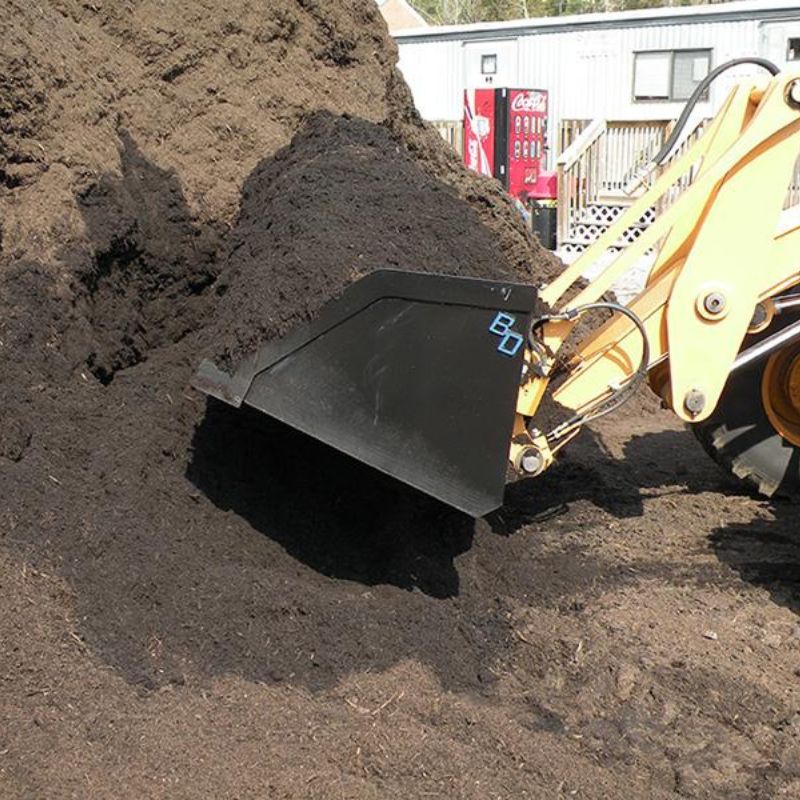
[7,3,788,800]
[0,0,565,791]
[209,111,543,367]
[0,105,547,691]
[1,0,557,379]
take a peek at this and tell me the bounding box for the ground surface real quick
[2,3,800,798]
[3,403,800,800]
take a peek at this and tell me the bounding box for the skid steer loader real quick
[194,59,800,517]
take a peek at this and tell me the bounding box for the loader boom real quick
[512,67,800,479]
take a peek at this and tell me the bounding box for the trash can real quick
[528,172,557,251]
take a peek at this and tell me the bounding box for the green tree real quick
[409,0,726,24]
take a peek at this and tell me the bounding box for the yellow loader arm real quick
[511,64,800,482]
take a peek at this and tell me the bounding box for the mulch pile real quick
[4,6,797,800]
[208,111,547,369]
[0,0,559,752]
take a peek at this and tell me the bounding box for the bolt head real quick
[703,292,726,315]
[684,389,706,416]
[749,303,768,330]
[788,80,800,109]
[519,447,544,475]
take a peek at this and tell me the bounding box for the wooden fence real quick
[432,120,464,157]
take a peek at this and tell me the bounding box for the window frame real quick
[632,48,712,103]
[481,53,498,76]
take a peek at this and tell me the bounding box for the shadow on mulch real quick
[710,499,800,617]
[187,399,475,601]
[490,425,743,535]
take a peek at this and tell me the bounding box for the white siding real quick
[513,18,762,162]
[397,40,463,120]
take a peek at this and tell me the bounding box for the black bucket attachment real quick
[193,270,537,517]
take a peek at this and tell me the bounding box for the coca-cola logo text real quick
[511,92,546,113]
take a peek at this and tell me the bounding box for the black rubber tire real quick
[692,350,800,499]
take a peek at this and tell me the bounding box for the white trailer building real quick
[394,0,800,256]
[395,0,800,163]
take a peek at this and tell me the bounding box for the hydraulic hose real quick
[530,301,651,442]
[652,57,780,166]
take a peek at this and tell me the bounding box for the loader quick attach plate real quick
[193,270,538,517]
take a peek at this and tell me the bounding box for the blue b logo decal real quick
[489,312,524,357]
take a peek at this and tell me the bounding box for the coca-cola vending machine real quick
[463,88,550,203]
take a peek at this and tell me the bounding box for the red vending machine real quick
[463,87,550,203]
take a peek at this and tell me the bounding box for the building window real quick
[633,49,711,102]
[788,38,800,61]
[481,54,497,75]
